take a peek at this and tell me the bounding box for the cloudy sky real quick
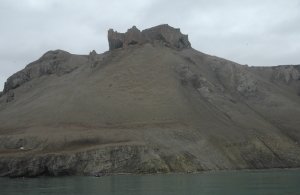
[1,0,300,90]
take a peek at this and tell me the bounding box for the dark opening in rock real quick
[128,40,138,45]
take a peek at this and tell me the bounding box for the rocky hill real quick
[0,25,300,177]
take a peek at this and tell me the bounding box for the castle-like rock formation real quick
[108,24,191,50]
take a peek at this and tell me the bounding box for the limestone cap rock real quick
[108,24,191,50]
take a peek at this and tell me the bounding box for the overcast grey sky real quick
[1,0,300,90]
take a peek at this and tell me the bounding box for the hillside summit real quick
[108,24,191,50]
[0,25,300,177]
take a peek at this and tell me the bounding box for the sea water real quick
[0,169,299,195]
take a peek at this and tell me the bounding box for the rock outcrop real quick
[108,24,191,50]
[0,144,171,177]
[3,50,87,95]
[3,50,71,93]
[272,65,300,83]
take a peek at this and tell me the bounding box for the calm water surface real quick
[0,169,300,195]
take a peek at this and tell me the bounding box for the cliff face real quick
[0,25,300,177]
[3,50,84,93]
[108,24,191,50]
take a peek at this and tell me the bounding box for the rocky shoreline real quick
[1,141,300,178]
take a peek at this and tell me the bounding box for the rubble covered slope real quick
[0,24,300,177]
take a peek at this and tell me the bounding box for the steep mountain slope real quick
[0,24,300,177]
